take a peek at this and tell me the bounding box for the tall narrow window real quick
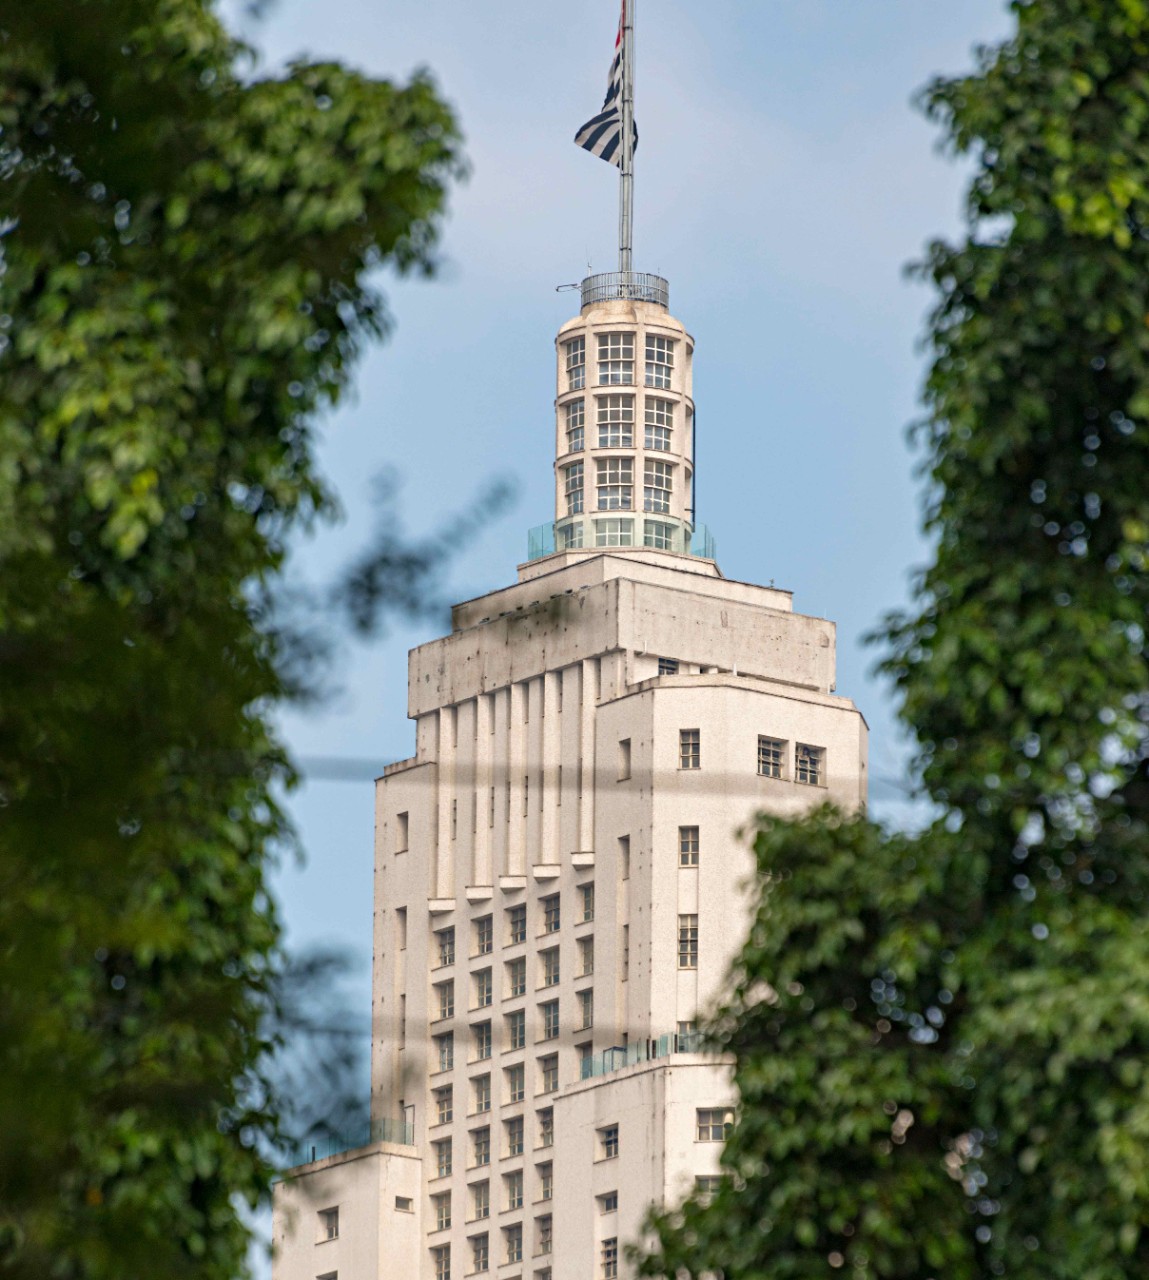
[619,835,630,879]
[435,1085,453,1125]
[475,915,493,956]
[397,907,407,949]
[399,994,406,1046]
[537,1214,553,1256]
[597,332,634,384]
[474,968,493,1009]
[596,457,633,510]
[596,393,634,447]
[602,1237,620,1278]
[578,935,595,977]
[578,988,594,1030]
[644,396,673,450]
[678,914,699,969]
[435,1032,454,1073]
[538,1108,554,1148]
[564,461,584,515]
[579,882,595,922]
[643,459,673,513]
[540,1053,559,1093]
[796,743,825,786]
[758,735,785,779]
[470,1231,489,1273]
[431,1244,451,1280]
[436,980,455,1021]
[473,1021,492,1061]
[508,904,527,945]
[433,1138,453,1178]
[540,1000,560,1041]
[542,895,561,934]
[538,1161,554,1200]
[319,1207,339,1241]
[506,1063,525,1103]
[396,811,409,851]
[565,336,585,391]
[565,398,585,452]
[541,948,560,988]
[505,1115,524,1157]
[504,1223,523,1264]
[679,825,700,867]
[679,728,701,770]
[507,958,527,1000]
[617,738,631,780]
[622,924,630,980]
[432,1191,452,1231]
[472,1126,491,1167]
[436,926,456,968]
[598,1124,619,1159]
[471,1181,490,1221]
[506,1008,526,1050]
[645,334,675,388]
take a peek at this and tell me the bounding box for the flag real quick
[574,1,637,167]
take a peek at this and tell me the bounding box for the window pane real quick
[596,456,634,511]
[597,332,635,385]
[758,735,785,779]
[678,825,699,867]
[678,914,698,969]
[644,335,674,388]
[644,396,673,450]
[596,393,634,447]
[679,729,700,769]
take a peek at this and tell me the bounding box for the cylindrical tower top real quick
[580,271,668,311]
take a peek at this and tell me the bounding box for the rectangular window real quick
[505,1223,523,1264]
[319,1206,339,1241]
[536,1214,553,1256]
[758,735,785,779]
[696,1108,734,1141]
[432,1244,451,1280]
[433,1191,452,1231]
[594,517,634,547]
[540,1000,559,1041]
[436,1031,454,1073]
[508,904,527,946]
[506,1062,525,1104]
[541,948,560,988]
[643,458,673,513]
[796,743,825,786]
[599,1124,619,1160]
[596,393,634,447]
[577,935,595,977]
[565,398,585,453]
[617,738,631,780]
[542,895,560,934]
[539,1053,559,1093]
[601,1236,619,1279]
[538,1108,554,1148]
[644,396,673,450]
[679,825,700,867]
[434,1138,453,1179]
[596,457,633,511]
[435,1086,454,1125]
[645,334,675,388]
[577,988,594,1030]
[619,834,630,879]
[579,882,595,922]
[598,1191,618,1214]
[565,336,585,391]
[507,1008,526,1050]
[508,956,528,999]
[471,1180,490,1221]
[470,1231,489,1273]
[678,914,699,969]
[506,1115,525,1157]
[563,461,584,515]
[472,1126,491,1167]
[396,811,409,851]
[475,915,493,956]
[473,1021,492,1061]
[474,968,493,1009]
[643,519,675,549]
[538,1161,554,1201]
[696,1174,723,1197]
[677,1019,698,1049]
[435,981,454,1021]
[658,656,679,675]
[679,729,700,770]
[436,927,456,968]
[505,1170,524,1212]
[473,1074,491,1115]
[557,520,584,550]
[397,907,407,949]
[597,331,634,385]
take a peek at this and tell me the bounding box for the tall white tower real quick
[272,269,868,1280]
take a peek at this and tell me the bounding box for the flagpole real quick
[618,0,635,273]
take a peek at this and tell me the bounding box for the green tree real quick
[0,2,462,1277]
[640,2,1149,1276]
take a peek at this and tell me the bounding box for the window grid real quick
[578,988,594,1030]
[436,980,455,1021]
[600,1124,619,1160]
[696,1108,733,1141]
[473,1074,491,1115]
[679,825,700,867]
[505,1224,523,1264]
[470,1231,489,1273]
[596,394,634,447]
[579,883,595,922]
[645,335,674,388]
[508,904,527,946]
[508,957,527,999]
[474,968,493,1009]
[475,916,493,957]
[436,927,456,968]
[433,1191,452,1232]
[507,1008,526,1050]
[563,461,584,516]
[434,1138,453,1179]
[597,332,634,385]
[506,1116,524,1157]
[565,337,585,391]
[542,895,560,934]
[432,1243,451,1280]
[565,399,585,453]
[540,1054,559,1093]
[506,1171,524,1211]
[473,1021,492,1061]
[595,517,634,547]
[758,736,785,779]
[796,743,825,786]
[596,457,634,511]
[472,1127,491,1168]
[558,521,584,550]
[679,729,701,770]
[644,396,673,450]
[602,1237,619,1279]
[643,459,673,513]
[540,1000,560,1041]
[644,519,675,549]
[435,1086,453,1125]
[678,914,699,969]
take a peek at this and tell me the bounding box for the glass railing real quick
[284,1116,414,1168]
[525,519,716,563]
[580,1031,706,1081]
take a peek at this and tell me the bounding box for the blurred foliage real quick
[0,1,463,1277]
[640,2,1149,1277]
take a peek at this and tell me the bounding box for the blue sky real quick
[221,0,1015,1048]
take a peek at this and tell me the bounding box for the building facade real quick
[273,273,868,1280]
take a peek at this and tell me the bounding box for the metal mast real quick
[618,0,635,272]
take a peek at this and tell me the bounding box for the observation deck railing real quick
[581,271,669,310]
[526,519,715,563]
[284,1116,414,1168]
[580,1030,707,1081]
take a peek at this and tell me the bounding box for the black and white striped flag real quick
[574,1,637,166]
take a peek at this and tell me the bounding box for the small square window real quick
[598,1124,619,1160]
[695,1174,723,1198]
[658,656,679,675]
[598,1191,618,1214]
[395,1195,413,1213]
[679,729,700,770]
[508,904,527,945]
[678,825,699,867]
[696,1107,734,1141]
[796,743,825,786]
[758,735,785,779]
